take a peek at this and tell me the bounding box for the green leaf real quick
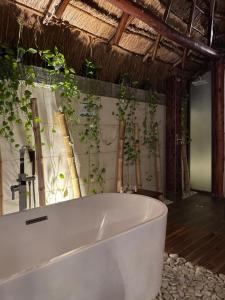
[34,117,41,124]
[58,173,65,179]
[17,47,26,56]
[27,48,38,54]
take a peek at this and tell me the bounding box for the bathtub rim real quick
[0,193,168,284]
[0,192,167,221]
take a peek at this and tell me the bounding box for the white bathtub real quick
[0,193,167,300]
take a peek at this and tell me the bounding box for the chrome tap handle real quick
[10,185,19,200]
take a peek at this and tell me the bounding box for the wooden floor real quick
[165,193,225,274]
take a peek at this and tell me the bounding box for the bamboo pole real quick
[0,148,3,215]
[31,98,46,207]
[56,112,81,198]
[116,120,126,192]
[154,124,163,199]
[181,140,191,194]
[135,123,142,189]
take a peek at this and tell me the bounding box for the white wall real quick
[0,84,165,215]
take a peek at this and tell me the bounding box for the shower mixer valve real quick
[10,146,36,211]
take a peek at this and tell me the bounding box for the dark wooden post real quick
[212,58,224,198]
[166,75,182,200]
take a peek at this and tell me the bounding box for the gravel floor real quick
[155,253,225,300]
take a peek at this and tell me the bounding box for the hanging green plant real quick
[143,89,159,154]
[79,59,105,194]
[39,47,80,120]
[0,45,80,147]
[113,81,130,121]
[0,45,37,147]
[181,94,190,144]
[81,58,97,79]
[114,78,138,191]
[123,85,138,165]
[142,88,159,181]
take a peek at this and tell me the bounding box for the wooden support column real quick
[166,75,182,200]
[212,58,224,198]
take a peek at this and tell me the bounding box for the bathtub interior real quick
[0,193,167,281]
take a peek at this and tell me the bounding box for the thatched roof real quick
[0,0,225,92]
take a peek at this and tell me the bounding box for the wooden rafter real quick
[106,0,220,57]
[195,4,205,15]
[43,0,70,23]
[187,0,196,37]
[181,0,196,70]
[55,0,70,18]
[5,0,199,68]
[110,12,132,46]
[208,0,216,47]
[171,0,196,71]
[143,0,173,62]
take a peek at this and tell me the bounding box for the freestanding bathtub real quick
[0,193,167,300]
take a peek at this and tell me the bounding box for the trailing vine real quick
[142,89,159,182]
[181,94,190,144]
[114,78,138,191]
[0,45,80,147]
[123,85,138,164]
[82,58,97,79]
[39,47,80,120]
[0,45,37,147]
[79,59,105,194]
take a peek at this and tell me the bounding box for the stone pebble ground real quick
[155,253,225,300]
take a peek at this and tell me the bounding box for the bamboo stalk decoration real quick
[56,112,81,198]
[181,139,191,194]
[31,98,46,207]
[135,123,142,190]
[0,147,3,215]
[116,120,126,192]
[154,124,163,199]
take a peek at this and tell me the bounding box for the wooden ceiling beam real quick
[106,0,221,58]
[181,0,196,70]
[143,0,173,63]
[208,0,216,47]
[110,12,132,46]
[195,4,205,15]
[55,0,70,18]
[187,0,196,37]
[43,0,69,23]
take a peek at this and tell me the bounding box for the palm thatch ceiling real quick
[0,0,225,91]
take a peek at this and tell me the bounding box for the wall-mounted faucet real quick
[10,146,36,211]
